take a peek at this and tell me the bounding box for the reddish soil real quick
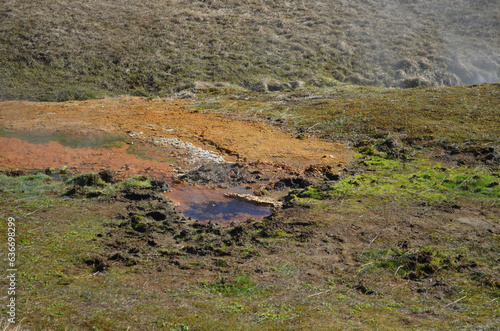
[0,97,353,175]
[0,137,176,180]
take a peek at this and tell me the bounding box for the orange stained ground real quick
[0,137,176,179]
[0,96,353,172]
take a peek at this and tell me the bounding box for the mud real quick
[0,136,177,180]
[0,97,353,171]
[0,96,354,223]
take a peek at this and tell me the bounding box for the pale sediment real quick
[224,192,283,209]
[151,137,225,164]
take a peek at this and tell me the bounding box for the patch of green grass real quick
[65,173,155,198]
[219,302,244,314]
[120,175,152,189]
[358,244,500,292]
[271,262,301,278]
[0,169,499,330]
[297,186,323,199]
[256,303,298,323]
[0,174,57,215]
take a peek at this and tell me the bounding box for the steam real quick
[435,1,500,85]
[369,0,500,86]
[444,34,500,85]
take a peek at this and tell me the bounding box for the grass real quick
[326,154,499,204]
[0,317,24,331]
[0,85,499,329]
[201,274,270,298]
[193,84,500,148]
[1,0,499,101]
[64,173,155,199]
[0,164,499,329]
[285,151,499,213]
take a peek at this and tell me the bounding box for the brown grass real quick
[0,318,24,331]
[0,0,499,101]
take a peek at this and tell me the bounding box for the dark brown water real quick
[166,184,271,225]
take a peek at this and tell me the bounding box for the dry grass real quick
[0,318,24,331]
[195,83,500,149]
[0,0,499,101]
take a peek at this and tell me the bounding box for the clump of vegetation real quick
[361,246,468,279]
[296,186,323,199]
[201,275,268,298]
[284,153,499,208]
[64,172,167,199]
[120,175,152,189]
[69,173,106,187]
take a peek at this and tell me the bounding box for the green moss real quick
[358,154,400,170]
[120,175,152,189]
[297,186,323,199]
[327,155,500,205]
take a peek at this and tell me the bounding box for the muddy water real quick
[0,130,272,224]
[166,185,271,225]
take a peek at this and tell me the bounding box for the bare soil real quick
[0,97,353,175]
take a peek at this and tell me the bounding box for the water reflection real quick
[166,184,271,225]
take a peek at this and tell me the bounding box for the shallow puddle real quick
[0,130,273,224]
[166,185,271,225]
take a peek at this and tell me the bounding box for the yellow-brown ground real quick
[0,97,353,173]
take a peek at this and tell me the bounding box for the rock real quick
[398,76,431,88]
[224,193,282,209]
[290,81,305,89]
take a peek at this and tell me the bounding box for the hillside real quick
[1,0,499,101]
